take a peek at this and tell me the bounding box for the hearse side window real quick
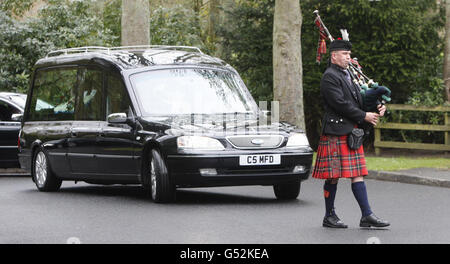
[75,68,103,121]
[0,100,20,121]
[28,68,77,121]
[106,74,131,118]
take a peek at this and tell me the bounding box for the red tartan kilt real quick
[312,134,368,179]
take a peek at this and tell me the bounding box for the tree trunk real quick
[208,0,219,44]
[444,0,450,102]
[121,0,150,46]
[215,0,234,57]
[273,0,305,130]
[192,0,201,15]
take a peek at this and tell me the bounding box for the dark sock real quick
[324,180,337,217]
[351,181,373,217]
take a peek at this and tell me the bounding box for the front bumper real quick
[166,152,313,188]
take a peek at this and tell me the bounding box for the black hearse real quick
[19,46,313,203]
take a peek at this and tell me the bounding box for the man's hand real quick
[377,104,386,117]
[364,112,379,126]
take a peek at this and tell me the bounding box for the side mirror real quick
[107,113,127,124]
[11,113,23,122]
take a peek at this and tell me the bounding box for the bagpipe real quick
[313,10,392,113]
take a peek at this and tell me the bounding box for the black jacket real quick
[320,63,366,136]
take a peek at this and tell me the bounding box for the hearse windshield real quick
[131,68,259,117]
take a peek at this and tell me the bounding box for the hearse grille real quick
[225,135,284,149]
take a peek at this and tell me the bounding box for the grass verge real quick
[364,156,449,171]
[313,153,450,171]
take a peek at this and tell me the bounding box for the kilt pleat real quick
[312,135,368,179]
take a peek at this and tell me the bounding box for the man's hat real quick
[329,39,352,52]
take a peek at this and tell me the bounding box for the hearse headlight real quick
[286,133,309,148]
[177,136,225,150]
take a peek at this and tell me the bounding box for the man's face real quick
[331,50,351,69]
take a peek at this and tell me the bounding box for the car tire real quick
[273,181,301,200]
[32,148,62,192]
[149,149,176,203]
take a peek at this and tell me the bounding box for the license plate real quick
[239,154,281,166]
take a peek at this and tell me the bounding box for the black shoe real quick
[323,214,348,228]
[360,213,390,228]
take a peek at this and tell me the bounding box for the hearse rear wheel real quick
[32,148,62,192]
[273,181,301,200]
[149,149,176,203]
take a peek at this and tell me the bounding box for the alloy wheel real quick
[150,158,157,200]
[35,151,47,187]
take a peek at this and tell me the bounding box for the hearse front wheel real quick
[149,149,176,203]
[273,181,301,200]
[32,148,62,192]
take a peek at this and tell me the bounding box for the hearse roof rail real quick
[46,45,203,58]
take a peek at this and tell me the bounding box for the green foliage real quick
[0,0,117,93]
[33,0,117,48]
[217,0,274,103]
[103,0,122,46]
[407,75,445,107]
[150,4,206,50]
[0,0,33,16]
[381,76,446,145]
[0,10,50,93]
